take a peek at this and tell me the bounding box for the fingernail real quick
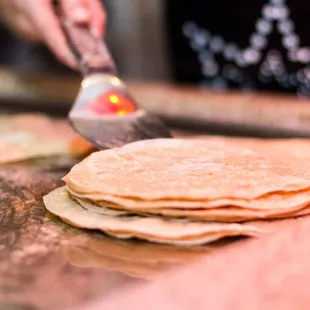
[72,7,89,22]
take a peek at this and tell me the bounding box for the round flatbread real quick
[43,187,263,246]
[74,195,310,222]
[63,138,310,204]
[0,113,94,165]
[68,186,310,213]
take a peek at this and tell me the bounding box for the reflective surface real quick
[0,167,217,310]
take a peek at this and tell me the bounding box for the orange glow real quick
[117,110,126,116]
[88,91,137,116]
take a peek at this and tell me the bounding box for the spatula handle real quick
[53,0,117,77]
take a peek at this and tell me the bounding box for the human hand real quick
[0,0,106,69]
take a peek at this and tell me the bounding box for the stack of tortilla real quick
[0,113,94,170]
[44,137,310,246]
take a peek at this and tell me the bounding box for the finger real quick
[31,0,78,69]
[0,1,40,41]
[61,0,90,24]
[3,16,41,42]
[87,0,106,38]
[15,18,42,42]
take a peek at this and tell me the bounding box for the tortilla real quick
[44,187,263,246]
[6,156,80,173]
[63,138,310,204]
[75,196,130,216]
[0,113,94,164]
[75,195,310,222]
[68,186,310,212]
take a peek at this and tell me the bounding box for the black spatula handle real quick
[52,0,117,76]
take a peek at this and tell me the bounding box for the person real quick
[0,0,309,97]
[0,0,106,70]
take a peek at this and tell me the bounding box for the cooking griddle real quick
[0,168,138,310]
[83,213,310,310]
[0,167,215,310]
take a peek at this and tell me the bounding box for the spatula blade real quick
[68,76,172,150]
[69,111,172,150]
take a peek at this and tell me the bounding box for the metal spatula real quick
[53,1,172,150]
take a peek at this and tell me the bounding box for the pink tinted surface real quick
[79,215,310,310]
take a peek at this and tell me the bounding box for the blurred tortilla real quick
[64,236,213,279]
[0,113,94,167]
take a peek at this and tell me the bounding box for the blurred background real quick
[0,0,171,81]
[1,0,310,137]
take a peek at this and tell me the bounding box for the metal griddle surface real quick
[2,109,310,310]
[0,167,217,310]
